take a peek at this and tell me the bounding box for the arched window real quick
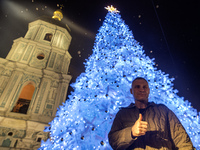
[2,138,11,147]
[44,33,53,41]
[12,83,35,114]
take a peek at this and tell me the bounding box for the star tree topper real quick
[105,5,120,13]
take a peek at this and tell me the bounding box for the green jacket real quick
[108,102,195,150]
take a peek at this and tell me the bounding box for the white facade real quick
[0,13,72,149]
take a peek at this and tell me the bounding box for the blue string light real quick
[40,6,200,150]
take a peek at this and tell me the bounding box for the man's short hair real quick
[132,77,148,86]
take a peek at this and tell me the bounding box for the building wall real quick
[0,17,72,149]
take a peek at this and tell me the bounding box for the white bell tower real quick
[0,9,72,149]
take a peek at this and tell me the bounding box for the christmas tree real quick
[40,6,200,150]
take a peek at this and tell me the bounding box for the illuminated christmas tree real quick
[40,6,200,150]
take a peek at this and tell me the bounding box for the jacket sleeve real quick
[167,108,195,150]
[108,110,137,150]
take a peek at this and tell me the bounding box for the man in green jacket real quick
[108,77,195,150]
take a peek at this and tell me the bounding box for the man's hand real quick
[131,114,148,137]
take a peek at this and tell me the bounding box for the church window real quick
[37,137,42,142]
[44,33,53,41]
[2,139,11,147]
[37,53,45,60]
[12,83,35,114]
[8,132,13,136]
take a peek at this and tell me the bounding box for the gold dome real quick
[52,9,63,21]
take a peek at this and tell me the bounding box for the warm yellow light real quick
[105,5,120,13]
[52,9,63,21]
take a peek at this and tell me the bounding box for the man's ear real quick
[130,88,133,94]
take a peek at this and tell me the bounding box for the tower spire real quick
[52,4,64,21]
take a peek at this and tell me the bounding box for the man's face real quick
[130,79,150,103]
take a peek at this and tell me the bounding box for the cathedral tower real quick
[0,9,72,149]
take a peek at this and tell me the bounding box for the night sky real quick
[0,0,199,112]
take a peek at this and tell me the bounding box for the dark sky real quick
[0,0,199,112]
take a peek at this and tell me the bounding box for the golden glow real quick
[19,84,35,100]
[12,83,35,114]
[52,9,63,21]
[105,5,120,13]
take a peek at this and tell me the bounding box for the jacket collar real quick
[126,102,156,109]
